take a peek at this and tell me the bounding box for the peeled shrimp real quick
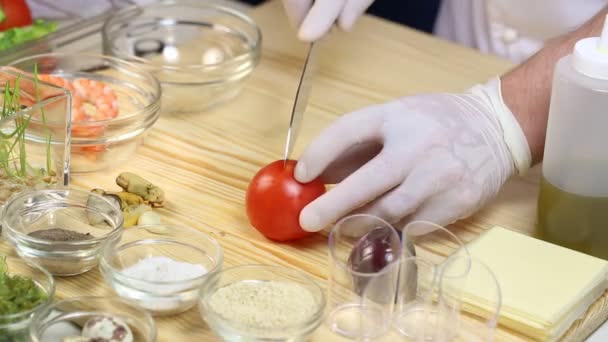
[36,75,119,122]
[37,74,75,94]
[35,74,119,138]
[0,67,62,107]
[0,68,119,144]
[72,78,119,121]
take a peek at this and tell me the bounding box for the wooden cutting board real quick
[0,1,606,341]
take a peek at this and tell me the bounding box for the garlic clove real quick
[138,210,162,226]
[87,192,121,227]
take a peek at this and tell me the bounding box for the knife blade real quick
[283,42,319,162]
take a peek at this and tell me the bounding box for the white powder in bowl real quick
[208,280,318,330]
[121,256,206,282]
[119,256,207,313]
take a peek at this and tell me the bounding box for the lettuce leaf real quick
[0,19,57,51]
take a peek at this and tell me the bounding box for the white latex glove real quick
[281,0,375,41]
[295,77,532,232]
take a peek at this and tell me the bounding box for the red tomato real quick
[0,0,33,31]
[246,159,326,242]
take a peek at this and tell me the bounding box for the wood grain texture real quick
[0,0,605,341]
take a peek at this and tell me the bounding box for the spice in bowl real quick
[121,256,206,282]
[101,225,223,316]
[200,265,325,341]
[208,281,317,330]
[117,256,207,313]
[2,189,125,276]
[28,228,93,242]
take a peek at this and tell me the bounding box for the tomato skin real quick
[0,0,33,31]
[246,160,326,242]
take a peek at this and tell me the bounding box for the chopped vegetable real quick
[0,9,6,23]
[91,172,165,228]
[0,256,47,317]
[115,191,145,207]
[0,19,57,51]
[116,172,165,208]
[87,190,122,226]
[90,188,152,228]
[0,257,48,341]
[123,204,152,227]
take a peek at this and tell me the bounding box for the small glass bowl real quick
[199,264,326,341]
[29,296,156,342]
[0,67,71,197]
[100,224,223,316]
[1,189,124,276]
[8,53,162,173]
[103,0,262,114]
[0,256,55,341]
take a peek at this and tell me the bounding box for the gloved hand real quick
[295,77,532,232]
[281,0,375,41]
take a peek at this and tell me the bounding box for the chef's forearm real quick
[501,8,608,164]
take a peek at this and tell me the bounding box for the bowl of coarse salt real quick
[199,264,326,341]
[100,224,223,316]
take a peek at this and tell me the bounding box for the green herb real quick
[0,67,53,180]
[0,257,47,316]
[0,19,57,51]
[0,256,48,342]
[0,9,6,23]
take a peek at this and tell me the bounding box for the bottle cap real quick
[573,14,608,79]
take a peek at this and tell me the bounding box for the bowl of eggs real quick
[102,0,261,114]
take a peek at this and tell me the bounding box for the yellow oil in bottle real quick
[536,176,608,260]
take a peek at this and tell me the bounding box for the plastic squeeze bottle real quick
[536,15,608,260]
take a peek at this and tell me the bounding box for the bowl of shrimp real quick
[8,53,161,173]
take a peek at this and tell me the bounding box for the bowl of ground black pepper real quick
[199,264,326,341]
[1,189,124,276]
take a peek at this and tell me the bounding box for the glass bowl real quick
[199,264,326,341]
[1,189,124,276]
[0,67,71,206]
[8,53,161,173]
[0,256,55,341]
[100,224,223,316]
[102,0,262,114]
[29,296,156,342]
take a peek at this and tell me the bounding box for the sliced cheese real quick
[463,226,608,341]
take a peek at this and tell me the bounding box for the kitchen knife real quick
[283,42,319,162]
